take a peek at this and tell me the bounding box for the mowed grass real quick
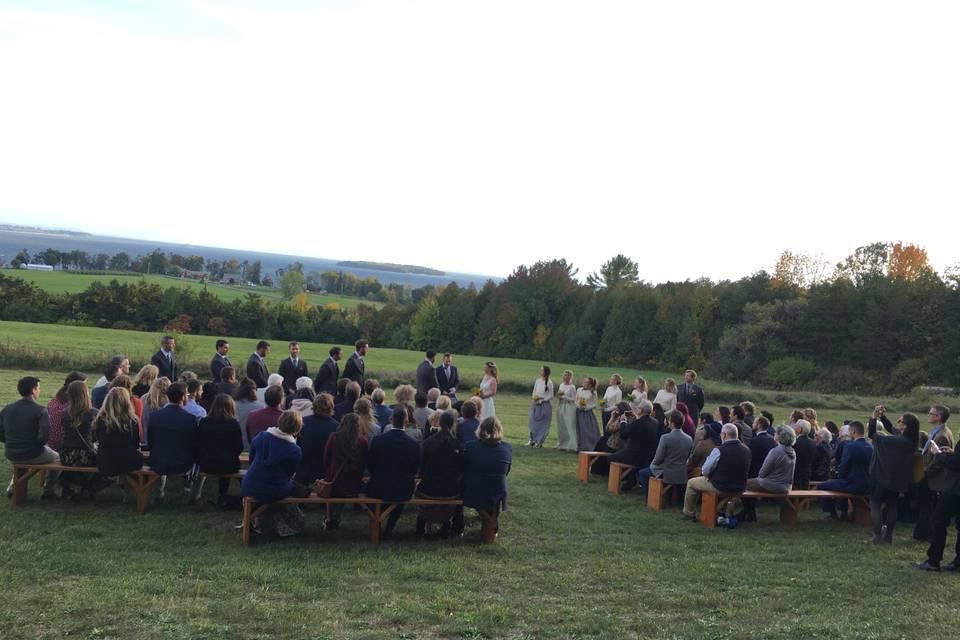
[1,367,958,639]
[0,268,379,309]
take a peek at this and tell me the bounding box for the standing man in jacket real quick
[914,405,954,541]
[343,340,368,387]
[913,436,960,571]
[1,377,60,498]
[436,353,460,402]
[210,339,231,383]
[676,370,705,421]
[151,335,178,382]
[313,347,342,396]
[416,350,440,396]
[277,341,308,396]
[246,341,271,388]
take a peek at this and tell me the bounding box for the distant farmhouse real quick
[221,272,244,285]
[180,269,209,282]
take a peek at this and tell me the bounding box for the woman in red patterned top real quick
[45,372,87,452]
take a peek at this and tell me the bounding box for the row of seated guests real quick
[241,398,513,540]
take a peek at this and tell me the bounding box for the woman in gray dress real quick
[527,366,554,447]
[575,377,600,451]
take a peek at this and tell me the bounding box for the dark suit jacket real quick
[835,437,873,493]
[343,353,364,385]
[793,434,817,488]
[610,415,662,469]
[462,441,512,511]
[277,357,309,394]
[151,350,178,382]
[146,404,198,475]
[91,384,109,410]
[366,428,421,502]
[210,353,231,383]
[436,365,460,395]
[416,360,440,395]
[676,383,705,416]
[245,353,269,388]
[313,357,340,396]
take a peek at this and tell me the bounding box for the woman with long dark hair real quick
[527,366,554,447]
[321,412,369,529]
[868,405,920,544]
[58,380,101,497]
[46,371,86,453]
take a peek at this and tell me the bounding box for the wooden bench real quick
[35,452,250,488]
[699,489,871,528]
[241,495,498,545]
[13,463,246,515]
[646,476,683,511]
[577,451,610,482]
[607,461,637,494]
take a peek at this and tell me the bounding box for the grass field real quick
[1,366,958,639]
[0,268,380,309]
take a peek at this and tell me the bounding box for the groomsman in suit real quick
[314,347,342,396]
[343,340,368,386]
[150,335,178,382]
[416,350,440,395]
[277,341,309,395]
[436,353,460,402]
[246,340,271,388]
[677,369,705,418]
[210,339,231,383]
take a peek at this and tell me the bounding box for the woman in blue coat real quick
[463,417,512,538]
[241,410,307,537]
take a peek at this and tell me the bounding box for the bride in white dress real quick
[479,361,498,419]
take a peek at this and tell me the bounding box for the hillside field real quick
[0,268,380,309]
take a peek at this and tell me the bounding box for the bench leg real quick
[607,464,623,495]
[37,469,46,490]
[647,477,664,511]
[779,499,800,525]
[242,498,253,546]
[479,510,498,543]
[368,504,382,544]
[11,467,39,507]
[577,453,590,482]
[700,492,718,528]
[850,497,871,527]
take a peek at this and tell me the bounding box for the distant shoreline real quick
[335,260,445,276]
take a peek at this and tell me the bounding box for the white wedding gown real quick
[480,376,496,419]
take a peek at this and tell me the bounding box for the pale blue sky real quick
[1,1,958,281]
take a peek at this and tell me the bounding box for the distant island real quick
[336,261,445,276]
[0,223,91,237]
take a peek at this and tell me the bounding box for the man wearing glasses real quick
[914,407,955,542]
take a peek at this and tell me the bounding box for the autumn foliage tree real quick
[887,242,931,281]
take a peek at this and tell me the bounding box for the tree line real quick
[2,242,957,395]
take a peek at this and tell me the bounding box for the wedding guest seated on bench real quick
[366,406,422,539]
[682,423,750,520]
[58,380,102,498]
[743,425,797,521]
[93,387,144,478]
[637,407,693,495]
[2,376,60,499]
[608,400,662,491]
[193,394,245,505]
[294,393,339,488]
[147,382,199,498]
[241,410,309,537]
[462,417,512,536]
[417,410,465,538]
[819,420,872,521]
[321,413,369,530]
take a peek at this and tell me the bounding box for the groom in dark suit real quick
[416,350,440,395]
[150,335,178,382]
[277,341,309,395]
[314,346,342,396]
[343,340,368,386]
[210,339,231,383]
[676,369,705,418]
[436,353,460,402]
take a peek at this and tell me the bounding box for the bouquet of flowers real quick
[578,398,587,409]
[532,394,539,402]
[598,398,606,407]
[471,387,482,397]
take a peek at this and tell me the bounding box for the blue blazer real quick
[294,415,339,485]
[365,428,421,502]
[91,385,109,410]
[146,404,198,475]
[457,418,479,447]
[836,437,873,493]
[242,430,302,503]
[462,441,512,511]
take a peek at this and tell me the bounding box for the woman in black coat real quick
[416,409,464,538]
[194,394,244,504]
[93,388,144,477]
[295,393,339,485]
[868,406,920,544]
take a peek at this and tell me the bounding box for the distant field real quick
[0,268,380,309]
[0,319,931,419]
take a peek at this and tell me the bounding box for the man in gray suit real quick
[415,350,440,396]
[637,403,694,493]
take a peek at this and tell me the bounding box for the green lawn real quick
[0,367,957,639]
[0,268,380,309]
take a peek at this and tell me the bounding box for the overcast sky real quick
[1,0,957,282]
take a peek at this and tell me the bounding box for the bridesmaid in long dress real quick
[628,376,648,412]
[600,374,623,434]
[527,366,554,447]
[652,378,678,414]
[479,362,498,420]
[555,370,577,451]
[575,377,600,452]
